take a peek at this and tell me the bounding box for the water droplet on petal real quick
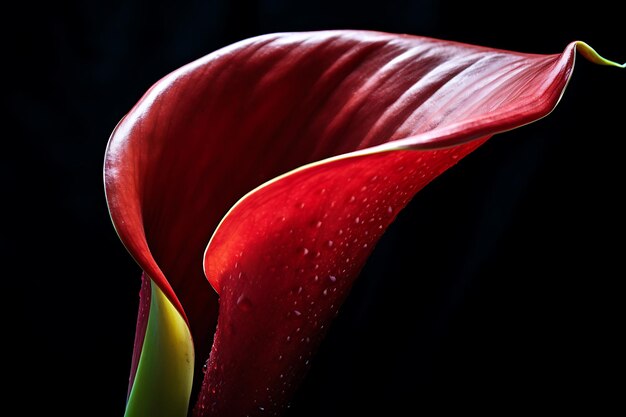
[329,275,337,283]
[236,294,253,312]
[315,220,323,228]
[293,310,301,316]
[302,247,309,256]
[327,240,334,248]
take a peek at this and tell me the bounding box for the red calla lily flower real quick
[104,30,623,417]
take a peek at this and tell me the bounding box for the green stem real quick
[125,279,194,417]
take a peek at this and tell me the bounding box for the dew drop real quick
[323,289,328,296]
[286,336,291,342]
[298,202,305,209]
[302,247,309,256]
[315,220,323,228]
[259,407,265,412]
[355,216,360,224]
[349,195,356,203]
[327,240,334,248]
[294,310,302,316]
[236,294,253,312]
[329,275,337,283]
[363,243,368,248]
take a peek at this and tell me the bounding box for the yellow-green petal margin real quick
[124,279,194,417]
[576,41,625,68]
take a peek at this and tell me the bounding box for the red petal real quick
[127,273,151,400]
[104,30,611,415]
[194,33,584,415]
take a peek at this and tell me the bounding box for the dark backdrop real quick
[5,1,624,416]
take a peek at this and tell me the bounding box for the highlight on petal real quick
[103,30,622,416]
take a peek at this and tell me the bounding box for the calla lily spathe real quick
[104,31,623,417]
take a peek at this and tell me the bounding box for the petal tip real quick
[575,41,625,68]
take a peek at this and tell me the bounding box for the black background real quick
[5,1,624,416]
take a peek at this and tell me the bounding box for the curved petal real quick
[195,36,620,415]
[104,29,621,416]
